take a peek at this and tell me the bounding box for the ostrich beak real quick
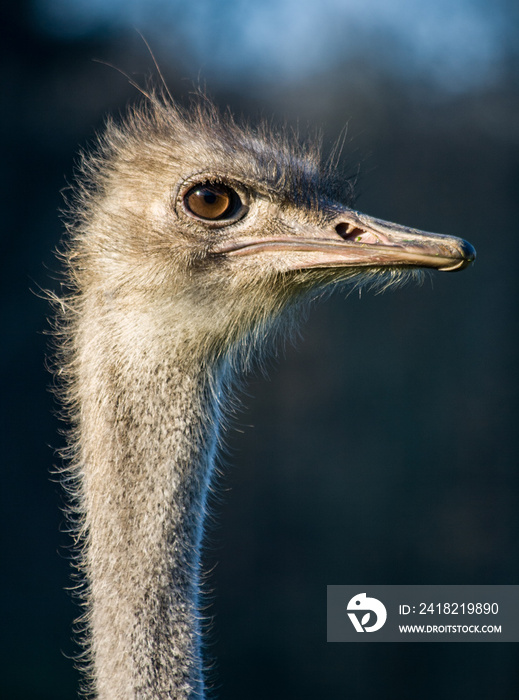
[219,208,476,272]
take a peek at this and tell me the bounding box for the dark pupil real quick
[203,191,217,205]
[185,184,234,220]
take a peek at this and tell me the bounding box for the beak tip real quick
[456,238,477,271]
[438,238,476,272]
[461,238,477,263]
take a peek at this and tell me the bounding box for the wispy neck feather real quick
[74,296,230,699]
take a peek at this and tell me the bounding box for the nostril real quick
[335,222,365,241]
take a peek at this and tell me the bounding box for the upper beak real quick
[216,208,476,273]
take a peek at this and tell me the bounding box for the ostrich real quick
[54,90,475,700]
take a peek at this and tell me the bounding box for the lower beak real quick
[218,209,476,273]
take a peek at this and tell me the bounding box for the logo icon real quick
[347,593,387,632]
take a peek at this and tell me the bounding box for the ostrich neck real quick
[78,309,224,699]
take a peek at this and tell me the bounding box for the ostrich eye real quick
[184,183,241,221]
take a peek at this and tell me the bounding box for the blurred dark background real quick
[1,1,518,698]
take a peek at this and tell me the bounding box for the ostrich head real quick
[67,94,475,366]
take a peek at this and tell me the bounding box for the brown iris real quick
[184,183,240,221]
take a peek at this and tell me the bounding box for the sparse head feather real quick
[60,90,360,365]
